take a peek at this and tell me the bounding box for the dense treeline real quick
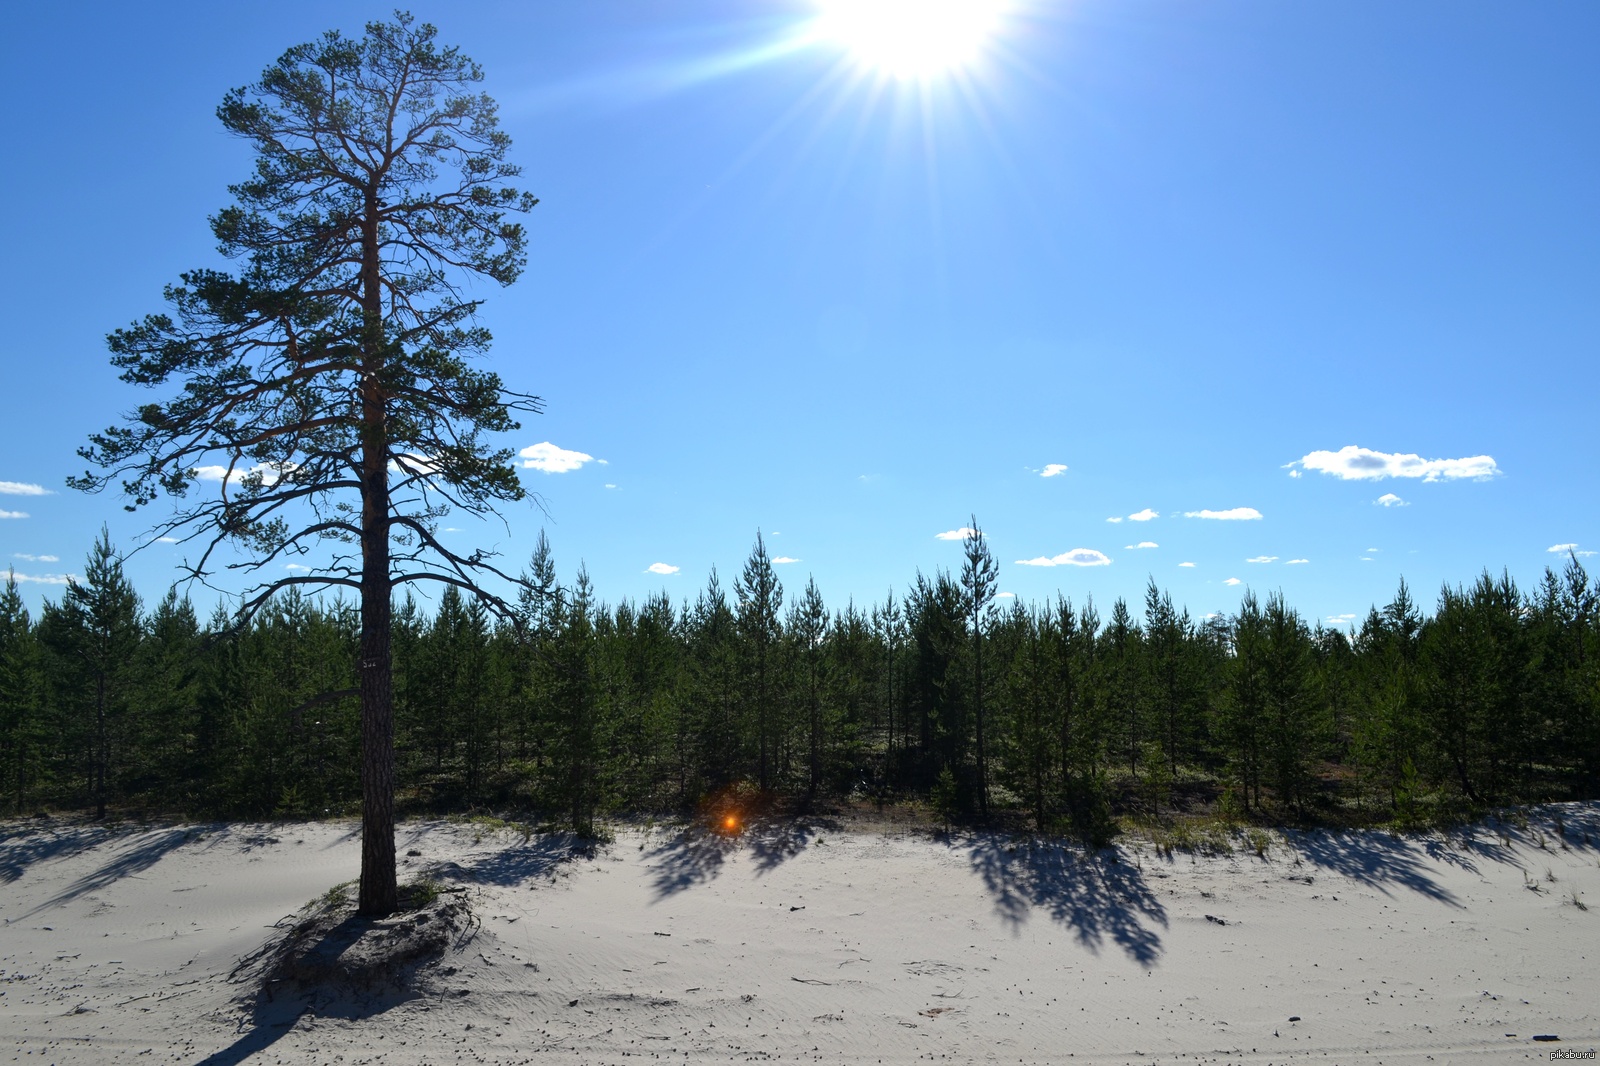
[3,528,1597,838]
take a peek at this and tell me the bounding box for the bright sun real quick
[816,0,1004,80]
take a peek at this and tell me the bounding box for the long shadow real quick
[198,906,466,1066]
[463,832,596,886]
[963,836,1167,967]
[0,822,118,886]
[1288,830,1463,906]
[21,826,194,917]
[647,827,740,897]
[747,817,839,876]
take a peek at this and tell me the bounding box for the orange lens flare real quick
[724,815,739,831]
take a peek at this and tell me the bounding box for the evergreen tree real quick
[958,517,999,816]
[42,531,143,819]
[735,534,783,790]
[0,574,42,813]
[73,14,539,915]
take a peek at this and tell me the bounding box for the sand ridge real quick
[2,807,1597,1063]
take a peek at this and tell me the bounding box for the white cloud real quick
[1223,577,1242,586]
[604,483,618,490]
[156,536,179,544]
[1014,548,1111,568]
[1548,543,1598,558]
[1366,547,1381,552]
[646,562,680,575]
[12,553,59,563]
[772,556,801,564]
[995,591,1016,599]
[1178,561,1196,568]
[598,459,609,466]
[519,441,597,474]
[0,481,51,496]
[0,510,28,520]
[1286,558,1309,565]
[1288,446,1500,482]
[1184,507,1263,521]
[1360,556,1374,562]
[285,563,312,572]
[1246,555,1278,564]
[6,570,74,585]
[192,461,296,486]
[1287,469,1302,479]
[1040,464,1068,478]
[935,527,979,541]
[1128,508,1159,522]
[1125,541,1158,550]
[1326,613,1358,626]
[1374,493,1409,508]
[1105,516,1123,524]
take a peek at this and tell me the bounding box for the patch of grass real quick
[402,877,440,909]
[1246,828,1272,859]
[318,880,354,909]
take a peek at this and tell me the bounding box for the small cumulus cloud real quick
[1326,613,1358,627]
[12,553,59,563]
[1223,577,1242,586]
[0,510,28,520]
[604,483,618,490]
[1375,493,1408,508]
[1185,507,1262,521]
[995,591,1016,599]
[1286,558,1309,565]
[1548,543,1598,557]
[772,556,801,564]
[1246,555,1278,564]
[646,562,680,575]
[1287,445,1500,482]
[935,527,979,541]
[285,563,312,572]
[1014,548,1111,568]
[519,441,597,473]
[1366,547,1381,553]
[1178,561,1196,568]
[192,461,298,487]
[1105,516,1123,524]
[156,536,179,544]
[1040,464,1068,478]
[0,481,51,496]
[1125,541,1158,550]
[6,570,75,585]
[1360,556,1374,562]
[1128,508,1159,522]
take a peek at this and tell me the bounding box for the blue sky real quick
[1,0,1596,628]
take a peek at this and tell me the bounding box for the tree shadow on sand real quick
[1287,831,1463,906]
[646,817,841,898]
[19,826,196,916]
[0,822,119,886]
[962,836,1167,967]
[197,884,476,1066]
[460,832,598,887]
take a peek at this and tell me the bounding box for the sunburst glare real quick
[815,0,1006,80]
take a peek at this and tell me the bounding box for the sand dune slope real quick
[3,806,1597,1064]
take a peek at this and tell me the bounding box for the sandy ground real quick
[3,805,1598,1065]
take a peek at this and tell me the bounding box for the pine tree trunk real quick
[356,198,397,918]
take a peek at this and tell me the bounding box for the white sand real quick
[3,806,1597,1064]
